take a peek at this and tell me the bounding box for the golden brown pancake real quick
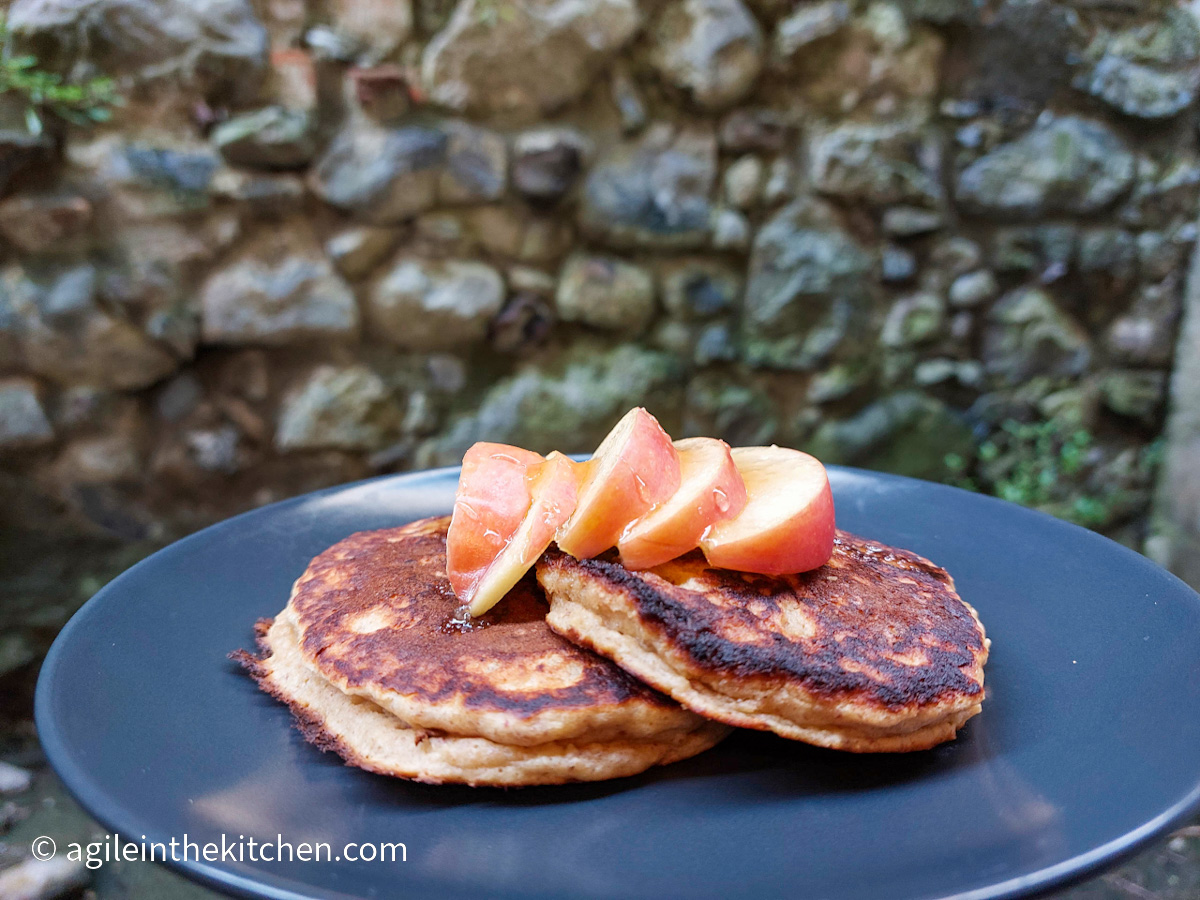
[537,533,989,752]
[236,516,728,786]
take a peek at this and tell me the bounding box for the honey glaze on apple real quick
[444,408,837,617]
[616,437,749,571]
[616,484,737,544]
[712,487,733,515]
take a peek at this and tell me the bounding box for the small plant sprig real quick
[0,15,121,135]
[474,0,518,26]
[952,418,1165,530]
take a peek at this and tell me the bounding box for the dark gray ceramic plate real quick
[36,466,1200,900]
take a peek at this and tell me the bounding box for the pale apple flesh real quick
[700,446,836,576]
[464,451,581,616]
[618,437,747,570]
[555,407,681,560]
[445,442,544,608]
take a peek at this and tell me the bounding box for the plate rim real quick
[33,464,1200,900]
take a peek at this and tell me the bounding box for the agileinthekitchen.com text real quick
[30,833,407,870]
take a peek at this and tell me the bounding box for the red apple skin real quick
[521,451,582,567]
[462,450,582,616]
[556,408,681,560]
[699,446,836,576]
[618,437,747,570]
[446,442,544,604]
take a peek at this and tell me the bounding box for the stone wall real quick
[1,0,1198,571]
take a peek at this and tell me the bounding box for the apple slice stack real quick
[447,407,836,615]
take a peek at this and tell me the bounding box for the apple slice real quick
[469,451,581,615]
[449,447,581,616]
[617,437,747,570]
[446,442,546,608]
[699,446,835,576]
[556,408,681,560]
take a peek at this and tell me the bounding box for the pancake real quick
[236,516,728,786]
[537,533,989,753]
[238,614,728,786]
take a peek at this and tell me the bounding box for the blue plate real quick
[35,466,1200,900]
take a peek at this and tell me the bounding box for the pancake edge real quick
[285,517,711,748]
[234,617,730,787]
[537,556,988,753]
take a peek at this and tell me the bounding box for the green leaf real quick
[0,26,122,133]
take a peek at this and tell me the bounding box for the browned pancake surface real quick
[536,531,988,750]
[544,533,985,712]
[289,516,683,722]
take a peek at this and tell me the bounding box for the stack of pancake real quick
[238,517,730,787]
[239,516,988,786]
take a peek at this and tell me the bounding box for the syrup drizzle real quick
[441,604,484,634]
